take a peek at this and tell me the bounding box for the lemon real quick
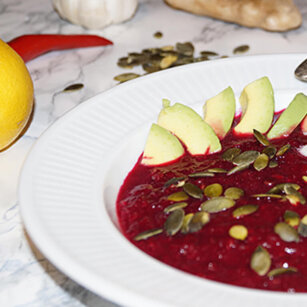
[0,38,34,150]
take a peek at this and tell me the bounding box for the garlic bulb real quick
[53,0,138,29]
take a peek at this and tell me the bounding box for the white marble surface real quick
[0,0,306,306]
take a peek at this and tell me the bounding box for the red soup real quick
[116,123,307,292]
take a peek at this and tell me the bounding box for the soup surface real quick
[117,122,307,292]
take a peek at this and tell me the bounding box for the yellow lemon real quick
[0,38,34,150]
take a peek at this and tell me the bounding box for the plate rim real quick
[19,53,307,307]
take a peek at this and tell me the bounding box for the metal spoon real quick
[295,58,307,82]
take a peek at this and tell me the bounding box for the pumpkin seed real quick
[286,194,301,205]
[207,168,228,173]
[127,52,148,65]
[298,215,307,237]
[142,63,161,73]
[114,72,140,83]
[160,55,178,69]
[117,57,134,69]
[253,129,270,146]
[233,150,260,165]
[204,183,223,198]
[268,183,300,194]
[188,171,214,178]
[268,267,298,278]
[188,211,210,233]
[161,45,174,51]
[263,146,277,159]
[167,191,189,202]
[269,160,278,168]
[194,56,209,62]
[176,42,194,56]
[232,204,258,218]
[252,193,283,199]
[134,228,163,241]
[201,197,235,213]
[173,55,194,66]
[63,83,84,92]
[274,222,299,242]
[303,176,307,182]
[222,147,241,162]
[253,153,269,171]
[276,144,291,156]
[250,246,271,276]
[284,184,306,204]
[153,31,163,38]
[229,225,248,240]
[164,202,188,214]
[164,208,185,236]
[224,187,244,200]
[233,44,250,54]
[227,162,250,175]
[183,182,204,199]
[284,210,300,227]
[181,213,194,234]
[164,176,186,188]
[200,50,218,57]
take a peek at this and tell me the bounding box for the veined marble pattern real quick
[0,0,306,306]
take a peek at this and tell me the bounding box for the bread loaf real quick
[164,0,302,31]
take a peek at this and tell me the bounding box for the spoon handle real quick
[295,58,307,82]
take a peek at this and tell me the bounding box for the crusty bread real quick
[164,0,302,31]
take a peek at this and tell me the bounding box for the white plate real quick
[19,54,307,307]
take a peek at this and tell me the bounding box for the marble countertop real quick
[0,0,306,306]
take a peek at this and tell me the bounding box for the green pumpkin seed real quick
[284,210,300,227]
[160,55,178,69]
[232,204,258,218]
[153,31,163,38]
[164,208,185,236]
[250,246,271,276]
[114,73,140,83]
[188,211,210,233]
[117,57,134,68]
[200,51,218,57]
[298,215,307,237]
[224,187,244,200]
[233,150,260,165]
[253,153,269,171]
[229,225,248,240]
[164,202,188,214]
[134,228,163,241]
[274,222,299,243]
[222,147,241,162]
[263,146,277,159]
[268,183,300,194]
[207,168,228,173]
[183,183,204,199]
[167,191,189,202]
[63,83,84,92]
[142,63,161,73]
[268,267,298,278]
[227,162,250,175]
[201,197,235,213]
[284,184,306,205]
[204,183,223,198]
[164,177,186,188]
[176,42,194,56]
[276,144,291,156]
[253,129,270,146]
[269,160,278,168]
[233,45,250,54]
[181,213,194,234]
[188,171,215,178]
[303,176,307,182]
